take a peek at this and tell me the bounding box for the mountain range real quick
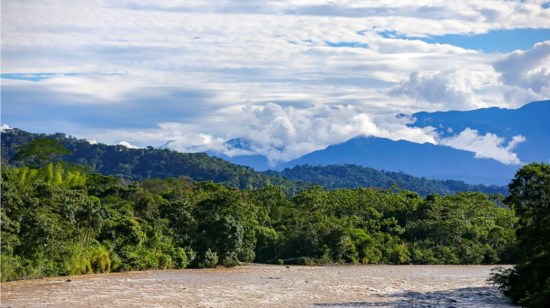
[212,100,550,185]
[2,100,547,191]
[280,136,517,185]
[409,100,550,164]
[1,128,506,196]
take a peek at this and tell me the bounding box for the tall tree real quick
[12,139,72,168]
[77,196,109,249]
[493,163,550,307]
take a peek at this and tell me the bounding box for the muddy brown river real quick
[1,264,516,307]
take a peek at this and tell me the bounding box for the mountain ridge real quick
[281,135,517,185]
[212,100,550,185]
[1,128,507,196]
[266,164,508,196]
[410,99,550,164]
[0,128,303,194]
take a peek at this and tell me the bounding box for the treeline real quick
[1,163,517,282]
[267,164,508,196]
[491,163,550,308]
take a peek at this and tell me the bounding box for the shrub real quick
[198,249,218,268]
[297,256,316,266]
[88,245,111,273]
[1,254,21,282]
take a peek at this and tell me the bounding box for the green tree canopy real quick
[12,139,72,168]
[493,163,550,307]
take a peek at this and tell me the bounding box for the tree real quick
[77,196,109,249]
[1,155,518,281]
[12,139,72,168]
[492,163,550,307]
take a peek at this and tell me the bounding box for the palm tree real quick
[76,196,109,249]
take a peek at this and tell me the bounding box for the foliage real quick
[269,164,508,196]
[11,138,72,168]
[0,132,522,282]
[491,163,550,308]
[1,162,518,281]
[1,128,304,195]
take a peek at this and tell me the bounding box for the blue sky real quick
[2,0,550,165]
[417,28,550,53]
[378,28,550,53]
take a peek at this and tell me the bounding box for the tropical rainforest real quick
[268,164,508,196]
[1,161,518,280]
[1,130,549,308]
[490,163,550,307]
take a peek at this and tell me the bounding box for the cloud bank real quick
[2,0,549,166]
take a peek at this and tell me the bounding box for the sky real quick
[2,0,550,166]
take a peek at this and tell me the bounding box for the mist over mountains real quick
[3,100,548,188]
[211,100,550,185]
[409,100,550,164]
[280,136,517,185]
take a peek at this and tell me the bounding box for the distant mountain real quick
[266,164,508,196]
[217,100,550,185]
[0,128,303,194]
[410,100,550,164]
[281,136,517,185]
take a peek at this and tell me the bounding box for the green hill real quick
[1,128,507,196]
[0,128,304,194]
[266,164,508,196]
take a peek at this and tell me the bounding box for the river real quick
[1,264,516,307]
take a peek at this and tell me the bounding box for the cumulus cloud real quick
[2,0,549,167]
[494,40,550,95]
[210,102,527,166]
[502,85,546,108]
[389,71,489,110]
[439,128,525,165]
[207,103,438,166]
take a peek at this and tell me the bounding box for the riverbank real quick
[1,264,515,307]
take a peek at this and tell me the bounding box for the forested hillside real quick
[0,128,304,194]
[1,163,518,282]
[267,165,508,196]
[2,129,507,196]
[6,130,550,307]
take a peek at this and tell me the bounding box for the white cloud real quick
[208,102,438,165]
[439,128,525,165]
[2,0,549,167]
[1,124,11,131]
[494,40,550,94]
[389,71,490,110]
[88,123,228,154]
[502,85,546,108]
[118,141,142,149]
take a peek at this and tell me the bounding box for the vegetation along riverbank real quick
[1,138,549,307]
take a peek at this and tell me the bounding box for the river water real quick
[1,264,516,307]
